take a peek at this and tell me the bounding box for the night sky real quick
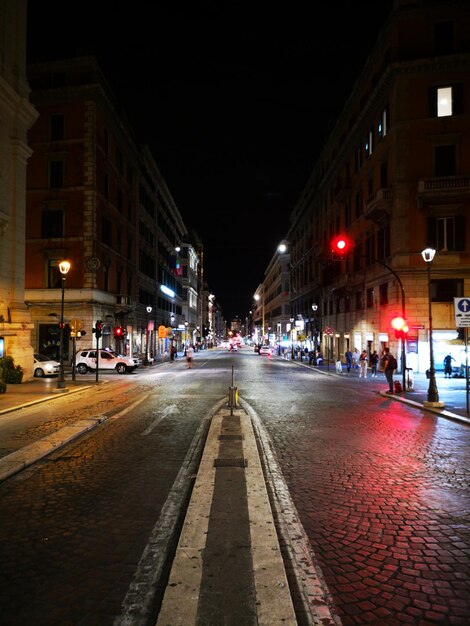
[27,0,393,321]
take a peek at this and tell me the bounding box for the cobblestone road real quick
[241,357,470,625]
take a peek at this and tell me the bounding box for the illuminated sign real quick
[160,285,175,298]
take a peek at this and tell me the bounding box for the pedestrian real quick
[370,350,379,377]
[382,347,397,393]
[359,350,368,378]
[186,344,194,368]
[443,353,455,378]
[345,349,352,372]
[352,348,360,370]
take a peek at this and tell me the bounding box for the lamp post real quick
[311,304,318,351]
[145,306,152,365]
[57,260,71,390]
[421,248,444,406]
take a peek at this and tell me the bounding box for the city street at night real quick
[0,348,469,625]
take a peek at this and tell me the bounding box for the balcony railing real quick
[418,175,470,193]
[364,188,392,222]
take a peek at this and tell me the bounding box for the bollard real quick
[228,386,238,412]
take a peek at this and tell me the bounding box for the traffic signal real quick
[114,326,124,338]
[391,316,409,339]
[93,320,103,339]
[331,234,352,260]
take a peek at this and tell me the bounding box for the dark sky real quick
[27,0,393,321]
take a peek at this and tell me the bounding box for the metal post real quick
[57,276,66,389]
[426,261,439,403]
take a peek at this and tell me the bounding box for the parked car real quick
[75,349,139,374]
[33,353,60,377]
[259,346,271,356]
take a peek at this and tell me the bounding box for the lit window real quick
[437,86,452,117]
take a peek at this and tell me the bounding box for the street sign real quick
[454,297,470,327]
[324,326,333,335]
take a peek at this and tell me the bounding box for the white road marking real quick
[141,404,180,436]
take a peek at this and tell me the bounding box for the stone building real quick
[282,0,470,374]
[0,0,38,379]
[25,56,189,362]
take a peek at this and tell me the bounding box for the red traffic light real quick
[331,234,352,258]
[391,316,409,338]
[114,326,124,338]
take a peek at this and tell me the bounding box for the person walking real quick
[443,353,455,378]
[370,350,379,377]
[382,347,397,393]
[345,349,353,372]
[186,344,194,368]
[352,348,360,371]
[359,350,368,378]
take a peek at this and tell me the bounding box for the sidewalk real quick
[287,356,470,425]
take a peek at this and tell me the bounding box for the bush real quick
[0,380,6,394]
[0,356,24,385]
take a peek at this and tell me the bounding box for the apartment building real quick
[283,0,470,374]
[25,56,188,362]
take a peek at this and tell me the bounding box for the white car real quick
[34,353,60,377]
[259,346,272,356]
[75,349,139,374]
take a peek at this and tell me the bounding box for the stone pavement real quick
[284,356,470,425]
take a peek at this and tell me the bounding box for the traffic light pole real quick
[376,259,406,394]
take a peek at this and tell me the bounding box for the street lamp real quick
[57,260,71,390]
[145,306,152,365]
[421,248,444,406]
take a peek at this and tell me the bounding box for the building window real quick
[365,233,374,266]
[48,259,63,288]
[431,279,463,302]
[102,215,112,246]
[344,203,351,228]
[430,84,463,117]
[428,215,465,251]
[104,129,109,155]
[434,21,454,56]
[41,209,64,238]
[117,189,123,212]
[380,161,388,188]
[378,106,388,139]
[435,145,456,176]
[104,173,109,198]
[103,265,109,292]
[379,282,388,306]
[377,224,390,259]
[49,159,64,188]
[355,291,363,311]
[355,189,362,218]
[50,114,64,141]
[116,148,123,173]
[366,288,374,308]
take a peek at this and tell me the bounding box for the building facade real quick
[0,0,38,379]
[25,56,189,362]
[283,0,470,374]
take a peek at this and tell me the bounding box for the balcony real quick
[364,188,392,223]
[417,175,470,206]
[115,294,132,308]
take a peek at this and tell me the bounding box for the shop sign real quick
[158,325,167,339]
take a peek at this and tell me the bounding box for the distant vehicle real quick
[259,346,271,356]
[228,343,238,351]
[33,353,60,377]
[75,349,139,374]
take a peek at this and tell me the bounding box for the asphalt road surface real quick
[0,348,469,625]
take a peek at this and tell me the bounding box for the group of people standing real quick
[345,347,397,392]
